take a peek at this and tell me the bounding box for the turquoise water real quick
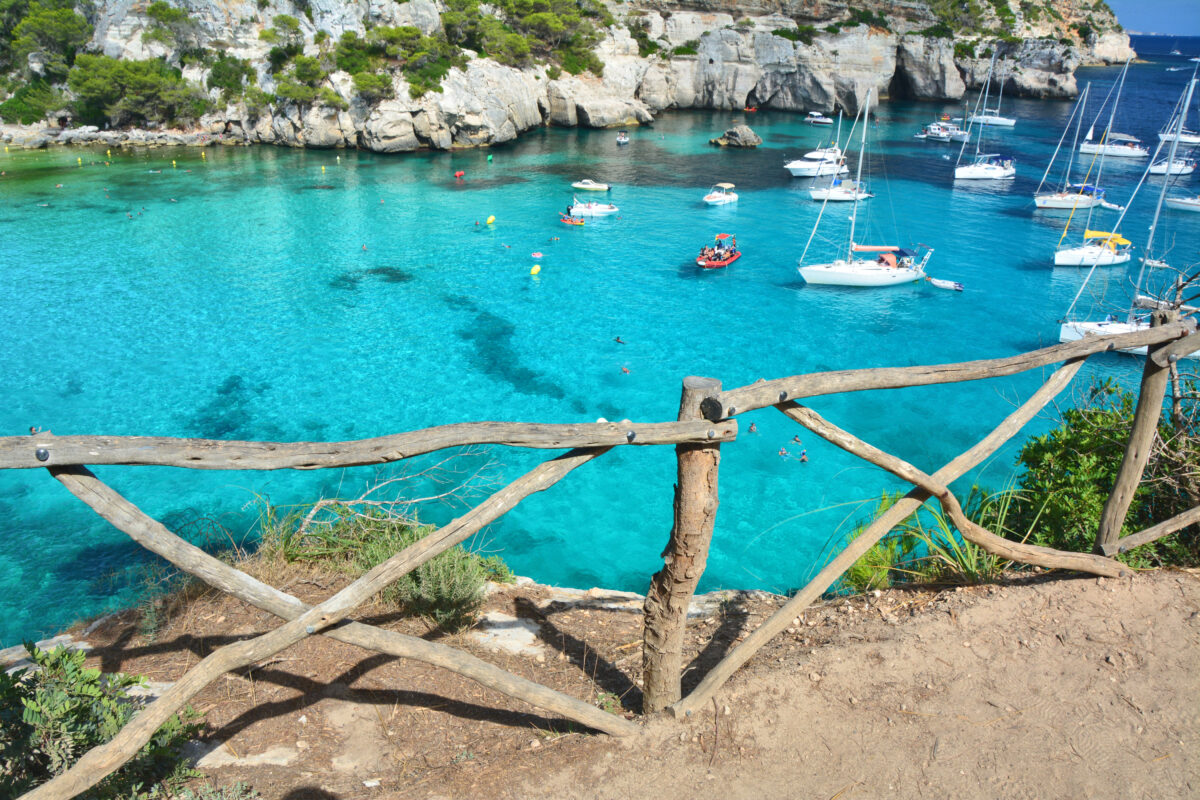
[2,61,1197,645]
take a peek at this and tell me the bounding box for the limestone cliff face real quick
[77,0,1134,151]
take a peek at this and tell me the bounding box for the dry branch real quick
[779,403,1127,577]
[1105,505,1200,556]
[46,465,636,738]
[25,448,615,800]
[1150,330,1200,368]
[671,358,1087,718]
[705,322,1191,420]
[1,419,737,471]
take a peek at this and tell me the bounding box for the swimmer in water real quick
[749,422,758,433]
[614,336,625,344]
[621,366,630,374]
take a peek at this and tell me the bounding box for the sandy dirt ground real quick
[71,568,1199,800]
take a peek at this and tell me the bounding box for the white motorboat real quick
[571,179,610,191]
[1059,318,1156,352]
[568,196,619,216]
[1053,231,1133,266]
[806,111,834,125]
[804,143,842,161]
[1080,132,1149,158]
[798,88,939,289]
[1165,194,1200,211]
[1149,158,1195,175]
[703,182,738,205]
[967,107,1016,127]
[785,158,849,178]
[1035,185,1122,210]
[914,120,969,142]
[955,154,1015,180]
[808,179,871,202]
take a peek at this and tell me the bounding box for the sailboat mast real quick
[975,55,994,158]
[1064,84,1086,188]
[956,57,992,168]
[847,88,871,259]
[1035,84,1086,196]
[1136,71,1198,287]
[1081,59,1129,235]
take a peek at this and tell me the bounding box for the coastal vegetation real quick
[0,644,203,798]
[836,381,1200,594]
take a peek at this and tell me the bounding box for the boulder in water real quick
[709,124,761,148]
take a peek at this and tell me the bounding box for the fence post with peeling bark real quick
[642,377,723,713]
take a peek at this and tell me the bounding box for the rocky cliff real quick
[9,0,1136,151]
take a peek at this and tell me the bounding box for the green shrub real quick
[0,644,203,797]
[10,3,92,80]
[545,63,561,79]
[626,18,659,56]
[317,85,346,109]
[0,78,61,123]
[313,29,328,45]
[1007,380,1200,568]
[242,85,273,117]
[846,8,889,30]
[953,40,975,59]
[918,22,954,38]
[69,55,211,126]
[256,504,496,632]
[671,39,699,55]
[207,54,255,99]
[772,25,816,44]
[352,70,392,102]
[441,0,604,74]
[824,23,841,34]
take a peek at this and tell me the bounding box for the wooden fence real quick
[3,316,1199,800]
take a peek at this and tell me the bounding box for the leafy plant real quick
[1007,380,1200,568]
[207,54,255,100]
[671,39,698,56]
[0,78,62,123]
[9,2,92,80]
[0,645,202,797]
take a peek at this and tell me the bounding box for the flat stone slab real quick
[469,611,546,657]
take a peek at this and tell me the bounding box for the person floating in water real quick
[749,422,758,433]
[614,336,626,344]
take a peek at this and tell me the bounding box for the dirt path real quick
[72,569,1200,799]
[493,571,1200,800]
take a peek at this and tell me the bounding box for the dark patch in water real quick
[455,308,566,400]
[442,294,475,311]
[307,184,336,190]
[59,376,84,398]
[188,374,269,439]
[329,272,361,291]
[364,266,415,283]
[330,266,416,290]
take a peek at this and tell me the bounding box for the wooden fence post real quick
[642,377,723,713]
[1095,310,1174,556]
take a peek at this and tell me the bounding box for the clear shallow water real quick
[2,60,1198,645]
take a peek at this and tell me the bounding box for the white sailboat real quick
[1059,72,1200,356]
[954,55,1016,180]
[798,89,934,287]
[1033,84,1123,211]
[1054,61,1135,266]
[1149,157,1195,175]
[809,179,872,202]
[1078,66,1148,158]
[1157,68,1200,144]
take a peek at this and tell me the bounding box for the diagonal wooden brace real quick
[24,448,620,800]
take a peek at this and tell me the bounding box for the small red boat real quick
[696,233,741,269]
[559,214,585,226]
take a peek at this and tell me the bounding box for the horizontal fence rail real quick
[7,322,1200,800]
[0,419,738,470]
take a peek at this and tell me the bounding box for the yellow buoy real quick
[530,264,541,275]
[77,157,82,165]
[321,165,326,173]
[486,215,495,224]
[336,155,340,162]
[172,160,176,168]
[201,151,206,159]
[106,149,111,157]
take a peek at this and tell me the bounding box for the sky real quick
[1105,0,1200,35]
